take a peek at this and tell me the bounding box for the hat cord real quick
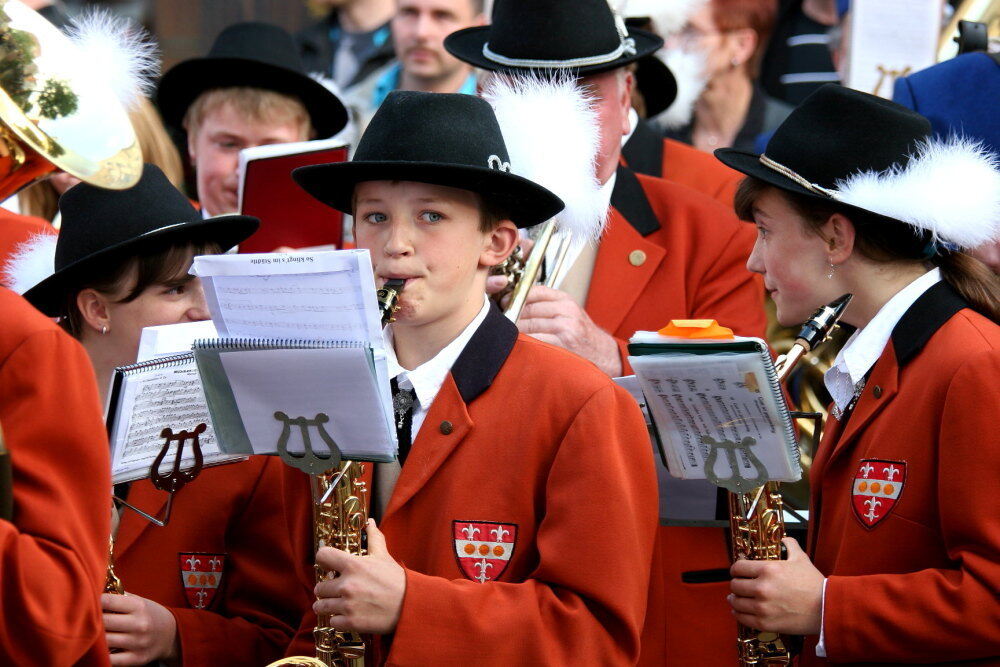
[759,155,840,199]
[482,37,636,69]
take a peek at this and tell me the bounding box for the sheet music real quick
[191,250,383,347]
[846,0,941,97]
[630,353,799,483]
[136,320,218,362]
[109,359,237,484]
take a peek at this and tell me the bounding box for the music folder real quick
[236,137,349,253]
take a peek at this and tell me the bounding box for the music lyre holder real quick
[274,411,349,505]
[113,423,207,527]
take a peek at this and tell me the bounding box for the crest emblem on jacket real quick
[852,459,906,529]
[179,552,225,609]
[453,520,517,583]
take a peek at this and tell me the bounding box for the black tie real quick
[390,377,417,465]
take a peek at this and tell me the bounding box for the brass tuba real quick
[0,0,142,198]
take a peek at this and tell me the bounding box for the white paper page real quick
[110,362,231,484]
[846,0,941,97]
[191,250,383,348]
[220,346,395,460]
[630,353,799,483]
[137,321,218,362]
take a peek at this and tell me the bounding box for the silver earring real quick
[101,325,108,335]
[827,263,836,280]
[731,57,740,67]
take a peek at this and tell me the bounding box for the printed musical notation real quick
[110,361,240,484]
[191,250,385,346]
[630,352,799,483]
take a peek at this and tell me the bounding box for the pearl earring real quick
[101,325,108,335]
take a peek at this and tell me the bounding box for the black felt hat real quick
[715,85,932,205]
[156,22,349,139]
[22,164,259,316]
[714,85,1000,253]
[292,91,564,228]
[444,0,663,76]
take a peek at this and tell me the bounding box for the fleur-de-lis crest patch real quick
[453,520,517,583]
[179,552,226,609]
[851,459,906,529]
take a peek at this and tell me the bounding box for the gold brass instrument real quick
[0,0,141,194]
[732,294,852,667]
[271,279,404,667]
[491,220,558,322]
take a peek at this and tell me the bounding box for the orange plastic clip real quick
[657,319,735,339]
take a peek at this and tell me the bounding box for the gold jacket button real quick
[873,385,883,398]
[628,249,647,266]
[440,420,454,435]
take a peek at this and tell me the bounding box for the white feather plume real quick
[834,136,1000,249]
[654,47,707,130]
[615,0,708,35]
[65,9,159,111]
[481,72,606,241]
[2,233,57,295]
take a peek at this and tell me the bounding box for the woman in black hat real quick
[718,85,1000,666]
[7,165,314,666]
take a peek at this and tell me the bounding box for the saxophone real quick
[732,294,852,666]
[272,278,404,667]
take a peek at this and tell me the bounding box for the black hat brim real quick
[157,58,348,139]
[715,147,909,228]
[444,26,663,76]
[23,214,259,317]
[293,162,565,229]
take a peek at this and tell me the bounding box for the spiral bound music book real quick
[106,353,243,484]
[193,338,396,462]
[627,332,801,486]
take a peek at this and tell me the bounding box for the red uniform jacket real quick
[802,283,1000,665]
[113,456,314,665]
[591,167,766,665]
[0,288,111,666]
[0,209,54,287]
[289,306,659,665]
[622,117,743,207]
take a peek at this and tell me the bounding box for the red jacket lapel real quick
[586,209,664,334]
[382,376,473,520]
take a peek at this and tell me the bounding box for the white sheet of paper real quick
[219,346,395,460]
[136,321,218,362]
[191,250,383,347]
[630,353,799,483]
[846,0,941,97]
[109,360,234,484]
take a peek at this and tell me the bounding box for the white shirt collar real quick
[383,294,490,416]
[825,268,942,411]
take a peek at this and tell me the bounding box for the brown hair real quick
[20,97,185,221]
[183,87,313,142]
[711,0,778,77]
[735,176,1000,321]
[60,240,221,339]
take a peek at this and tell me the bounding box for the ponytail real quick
[935,250,1000,322]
